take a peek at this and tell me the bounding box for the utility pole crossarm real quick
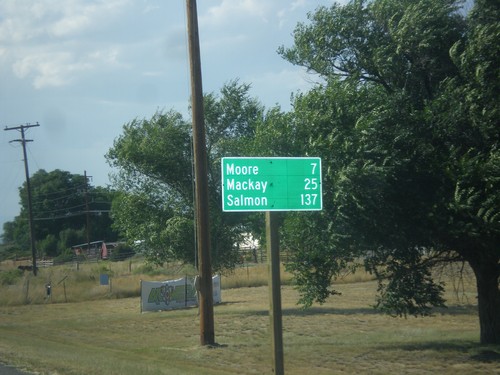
[4,122,40,132]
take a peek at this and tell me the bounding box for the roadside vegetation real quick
[0,259,497,375]
[0,257,294,306]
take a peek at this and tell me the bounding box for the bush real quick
[92,263,114,277]
[0,243,26,262]
[53,249,76,264]
[109,244,135,262]
[38,234,58,257]
[0,269,23,285]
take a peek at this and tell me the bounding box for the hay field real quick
[0,262,498,375]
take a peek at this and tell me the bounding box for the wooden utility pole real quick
[266,211,284,375]
[186,0,215,346]
[4,122,40,276]
[84,171,92,257]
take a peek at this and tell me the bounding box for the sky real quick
[0,0,345,235]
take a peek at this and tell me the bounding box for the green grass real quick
[0,261,498,375]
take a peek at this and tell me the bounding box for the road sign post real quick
[221,157,322,375]
[266,211,284,375]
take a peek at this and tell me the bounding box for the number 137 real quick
[301,193,318,206]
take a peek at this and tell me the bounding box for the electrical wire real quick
[33,210,111,221]
[32,183,87,199]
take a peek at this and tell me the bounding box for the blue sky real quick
[0,0,343,235]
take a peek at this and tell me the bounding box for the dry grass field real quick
[0,261,499,374]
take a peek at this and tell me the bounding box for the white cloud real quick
[0,0,130,43]
[6,43,133,89]
[48,0,131,38]
[291,0,308,11]
[201,0,273,27]
[202,33,249,50]
[0,14,37,44]
[277,0,331,29]
[12,51,92,89]
[250,67,322,98]
[1,0,135,89]
[88,47,126,68]
[49,13,93,38]
[142,71,165,77]
[142,4,160,15]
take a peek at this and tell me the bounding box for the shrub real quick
[109,244,135,262]
[53,249,76,264]
[0,243,26,262]
[0,269,23,285]
[92,263,114,277]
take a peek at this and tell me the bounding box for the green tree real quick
[37,234,58,257]
[107,81,264,270]
[435,0,500,344]
[58,228,86,253]
[277,0,499,344]
[109,243,135,262]
[3,169,118,256]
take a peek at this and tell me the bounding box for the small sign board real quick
[100,274,109,286]
[221,157,322,212]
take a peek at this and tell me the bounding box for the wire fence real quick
[5,246,296,273]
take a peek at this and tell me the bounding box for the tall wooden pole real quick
[266,211,284,375]
[84,171,91,257]
[4,123,40,276]
[186,0,215,346]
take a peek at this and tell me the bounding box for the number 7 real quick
[311,163,317,175]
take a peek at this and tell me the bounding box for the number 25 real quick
[304,178,318,190]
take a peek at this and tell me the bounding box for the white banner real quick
[141,275,221,312]
[212,274,222,304]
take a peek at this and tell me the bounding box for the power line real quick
[32,192,85,205]
[33,201,112,216]
[33,183,87,199]
[33,210,111,221]
[34,203,87,215]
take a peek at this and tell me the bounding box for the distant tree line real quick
[2,169,118,258]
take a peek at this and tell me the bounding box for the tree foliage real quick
[2,169,117,258]
[274,0,499,344]
[107,81,264,270]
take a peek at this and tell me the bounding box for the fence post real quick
[185,276,188,307]
[24,278,30,304]
[140,280,143,313]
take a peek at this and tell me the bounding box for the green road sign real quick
[221,157,322,212]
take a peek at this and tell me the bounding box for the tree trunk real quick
[470,259,500,344]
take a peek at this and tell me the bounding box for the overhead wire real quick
[32,183,87,198]
[33,209,111,221]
